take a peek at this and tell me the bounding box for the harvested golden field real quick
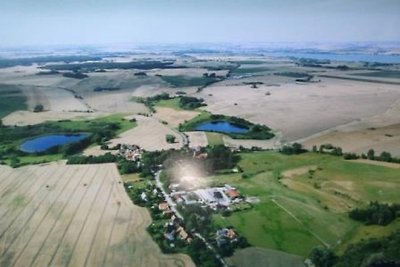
[109,115,184,151]
[0,163,194,267]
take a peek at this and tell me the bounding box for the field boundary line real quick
[271,198,330,247]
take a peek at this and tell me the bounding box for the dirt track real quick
[0,163,194,267]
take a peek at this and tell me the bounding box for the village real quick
[121,143,248,261]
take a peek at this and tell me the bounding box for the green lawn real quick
[206,132,224,146]
[0,84,28,118]
[154,98,183,111]
[210,151,400,257]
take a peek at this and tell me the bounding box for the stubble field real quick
[0,163,194,267]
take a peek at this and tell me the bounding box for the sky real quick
[0,0,399,47]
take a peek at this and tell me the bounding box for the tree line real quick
[349,201,400,226]
[310,231,400,267]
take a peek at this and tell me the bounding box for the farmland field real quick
[0,163,194,267]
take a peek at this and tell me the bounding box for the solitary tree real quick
[379,151,392,162]
[33,104,44,112]
[166,134,176,143]
[367,149,375,160]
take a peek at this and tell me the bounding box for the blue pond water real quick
[20,133,89,153]
[195,121,248,134]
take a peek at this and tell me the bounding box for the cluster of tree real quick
[179,96,206,109]
[62,72,88,79]
[243,81,264,88]
[204,145,238,173]
[67,152,118,164]
[312,145,400,164]
[135,93,207,112]
[44,60,180,72]
[274,71,312,78]
[336,65,349,71]
[139,150,176,177]
[61,137,91,156]
[165,134,176,143]
[310,231,400,267]
[160,75,223,91]
[314,143,353,159]
[187,238,223,267]
[0,55,102,69]
[363,149,400,163]
[180,204,214,235]
[67,153,141,174]
[349,201,400,226]
[134,72,147,76]
[93,87,121,92]
[36,70,60,75]
[280,143,306,155]
[343,153,359,160]
[33,104,44,113]
[313,144,343,156]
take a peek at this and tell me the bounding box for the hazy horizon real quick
[0,0,399,47]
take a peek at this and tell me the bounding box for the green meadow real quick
[211,151,400,257]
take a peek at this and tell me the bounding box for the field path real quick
[271,199,330,247]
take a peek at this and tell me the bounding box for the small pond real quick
[195,121,248,134]
[20,133,89,153]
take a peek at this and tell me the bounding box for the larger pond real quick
[195,121,248,134]
[20,133,89,153]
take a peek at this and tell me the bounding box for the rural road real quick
[155,171,184,219]
[154,171,228,267]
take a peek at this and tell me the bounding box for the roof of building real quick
[226,189,240,199]
[158,202,170,211]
